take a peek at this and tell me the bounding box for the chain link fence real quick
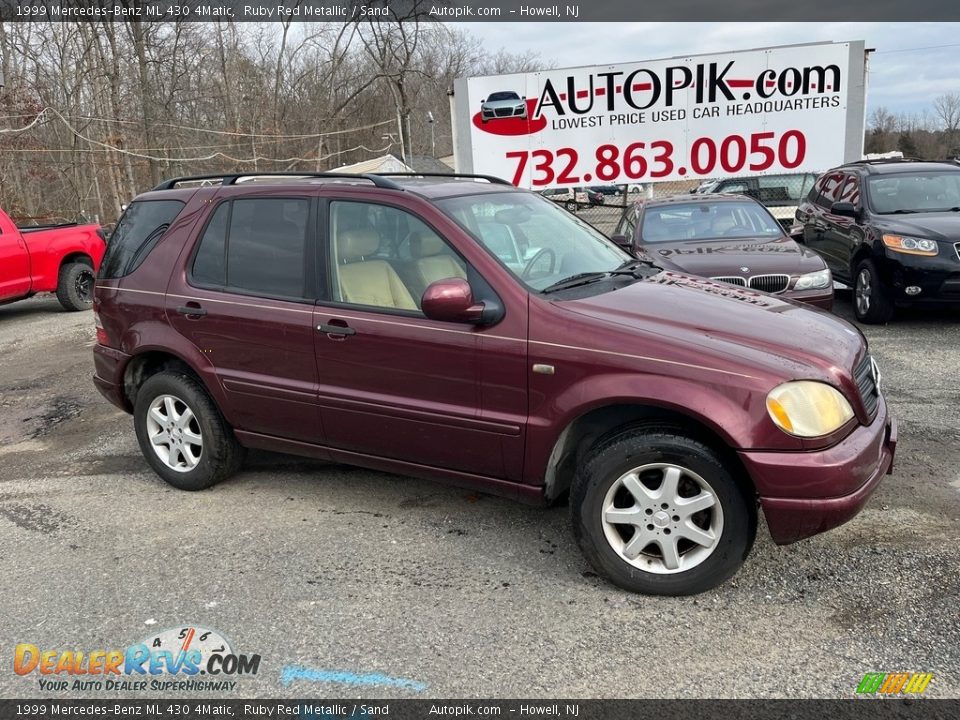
[544,173,818,235]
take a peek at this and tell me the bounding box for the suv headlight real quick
[882,234,938,256]
[794,268,832,291]
[766,381,854,438]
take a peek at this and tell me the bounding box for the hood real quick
[560,270,865,378]
[875,212,960,242]
[640,235,825,277]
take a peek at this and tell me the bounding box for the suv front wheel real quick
[571,427,755,595]
[853,258,894,324]
[133,371,244,490]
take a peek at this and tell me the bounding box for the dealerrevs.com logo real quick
[14,625,260,692]
[856,672,934,697]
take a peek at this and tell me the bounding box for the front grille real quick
[494,108,512,117]
[711,276,747,286]
[748,274,790,293]
[854,353,880,418]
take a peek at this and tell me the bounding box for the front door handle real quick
[176,304,207,317]
[317,322,356,336]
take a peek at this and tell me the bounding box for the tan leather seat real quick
[336,229,417,310]
[409,232,466,298]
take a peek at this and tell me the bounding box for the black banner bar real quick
[2,700,959,720]
[1,0,960,22]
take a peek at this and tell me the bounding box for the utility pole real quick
[427,111,435,157]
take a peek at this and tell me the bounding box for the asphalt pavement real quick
[0,291,957,699]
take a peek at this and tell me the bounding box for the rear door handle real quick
[176,304,207,317]
[317,322,356,336]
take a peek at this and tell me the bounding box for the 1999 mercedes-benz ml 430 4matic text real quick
[92,172,897,595]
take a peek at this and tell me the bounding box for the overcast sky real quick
[456,22,960,120]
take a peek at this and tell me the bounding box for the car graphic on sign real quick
[480,91,527,123]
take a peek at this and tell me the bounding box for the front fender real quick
[524,371,799,486]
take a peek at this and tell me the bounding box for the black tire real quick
[853,258,894,324]
[565,200,577,212]
[570,426,756,596]
[133,371,243,491]
[56,260,95,311]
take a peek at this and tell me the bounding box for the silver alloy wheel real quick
[856,268,872,316]
[145,394,203,473]
[600,463,724,574]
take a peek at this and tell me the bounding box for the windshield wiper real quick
[541,266,652,294]
[887,209,920,214]
[541,272,612,293]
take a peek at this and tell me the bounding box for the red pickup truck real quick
[0,207,105,311]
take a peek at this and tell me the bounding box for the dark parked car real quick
[612,194,834,308]
[796,159,960,323]
[587,185,621,197]
[93,172,895,596]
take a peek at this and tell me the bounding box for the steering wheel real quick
[722,226,751,237]
[521,248,557,279]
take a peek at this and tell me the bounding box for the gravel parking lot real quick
[0,292,957,699]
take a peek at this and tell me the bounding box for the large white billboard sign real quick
[452,41,867,188]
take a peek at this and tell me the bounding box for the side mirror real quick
[609,233,634,251]
[421,278,485,324]
[831,201,858,219]
[480,98,486,103]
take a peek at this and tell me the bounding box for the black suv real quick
[795,159,960,323]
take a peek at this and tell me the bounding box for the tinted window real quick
[191,203,228,286]
[838,175,861,207]
[488,91,520,101]
[190,198,310,299]
[867,172,960,213]
[640,201,782,243]
[814,171,846,208]
[99,200,184,279]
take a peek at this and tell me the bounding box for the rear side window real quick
[99,200,185,279]
[190,198,310,300]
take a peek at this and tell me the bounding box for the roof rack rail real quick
[151,172,404,192]
[373,172,512,186]
[844,157,951,166]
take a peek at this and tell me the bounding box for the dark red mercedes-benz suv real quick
[92,172,896,595]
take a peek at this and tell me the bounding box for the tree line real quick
[0,18,539,225]
[3,19,960,227]
[865,93,960,160]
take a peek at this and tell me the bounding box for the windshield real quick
[436,191,631,291]
[487,92,519,101]
[640,200,783,243]
[868,172,960,213]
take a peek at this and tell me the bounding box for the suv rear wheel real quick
[133,371,243,490]
[571,426,755,595]
[853,258,894,324]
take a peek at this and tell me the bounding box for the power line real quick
[873,43,960,54]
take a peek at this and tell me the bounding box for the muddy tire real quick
[56,261,95,311]
[133,371,244,491]
[571,425,755,596]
